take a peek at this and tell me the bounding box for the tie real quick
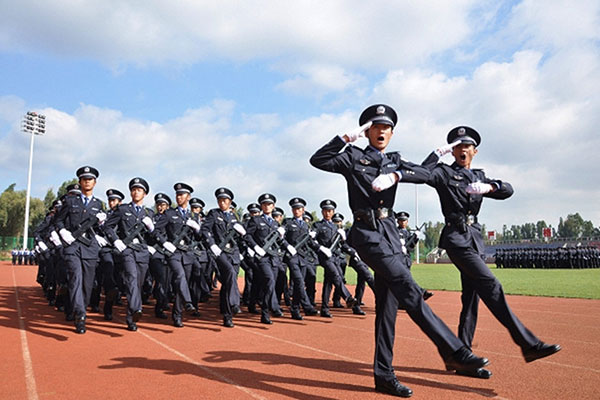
[83,197,89,207]
[180,208,186,219]
[135,205,141,214]
[224,212,231,222]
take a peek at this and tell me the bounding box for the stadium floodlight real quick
[21,111,46,251]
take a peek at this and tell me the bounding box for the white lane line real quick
[12,266,39,400]
[136,328,267,400]
[237,326,511,400]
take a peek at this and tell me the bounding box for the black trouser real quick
[286,254,315,313]
[319,256,350,311]
[304,262,317,306]
[354,237,463,381]
[167,252,193,320]
[254,255,277,318]
[149,254,168,314]
[214,252,238,318]
[446,247,539,350]
[118,250,148,324]
[350,257,375,304]
[64,254,98,320]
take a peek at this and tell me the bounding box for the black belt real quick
[354,207,393,229]
[445,214,478,231]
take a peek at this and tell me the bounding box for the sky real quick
[0,0,599,232]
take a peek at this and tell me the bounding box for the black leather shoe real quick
[75,318,86,334]
[304,309,319,316]
[155,311,168,319]
[272,309,284,318]
[345,296,358,308]
[374,377,413,398]
[191,311,202,317]
[423,290,434,301]
[66,313,75,321]
[127,322,138,332]
[353,306,366,315]
[132,309,143,323]
[173,318,184,328]
[248,306,260,315]
[320,309,332,318]
[456,368,492,379]
[261,315,273,325]
[445,347,489,371]
[184,303,196,314]
[104,312,113,321]
[523,342,561,363]
[291,312,303,320]
[332,302,344,309]
[223,317,234,328]
[232,305,241,315]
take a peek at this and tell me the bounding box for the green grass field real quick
[330,263,600,300]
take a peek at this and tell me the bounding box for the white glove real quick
[148,245,156,255]
[233,223,246,235]
[319,245,332,258]
[372,173,398,192]
[38,241,48,251]
[49,231,61,246]
[247,248,256,258]
[95,235,108,247]
[466,182,493,195]
[309,231,316,238]
[239,253,244,261]
[277,226,286,238]
[434,140,462,157]
[59,228,76,245]
[254,245,266,257]
[344,121,372,143]
[210,244,222,257]
[163,241,177,253]
[114,239,127,252]
[337,228,346,241]
[186,219,201,232]
[96,212,107,224]
[286,244,297,256]
[142,216,155,232]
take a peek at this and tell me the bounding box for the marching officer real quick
[312,199,357,318]
[153,182,198,327]
[103,178,156,331]
[147,192,172,319]
[310,104,489,397]
[422,125,561,378]
[282,197,320,320]
[53,166,106,334]
[201,187,246,327]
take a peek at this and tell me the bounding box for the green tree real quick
[43,188,56,210]
[0,184,46,238]
[558,213,585,238]
[56,179,78,198]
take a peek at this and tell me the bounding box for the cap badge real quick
[176,184,181,189]
[135,178,140,183]
[376,106,385,115]
[458,127,466,136]
[84,167,90,172]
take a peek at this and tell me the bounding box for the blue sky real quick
[1,0,599,232]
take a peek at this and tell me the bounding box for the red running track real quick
[1,261,599,399]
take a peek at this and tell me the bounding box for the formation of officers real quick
[11,248,37,265]
[32,165,424,334]
[495,246,600,269]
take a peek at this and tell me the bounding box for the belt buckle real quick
[225,243,231,249]
[378,208,389,219]
[179,240,185,246]
[466,215,475,225]
[132,238,140,244]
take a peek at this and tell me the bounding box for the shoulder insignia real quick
[359,159,371,165]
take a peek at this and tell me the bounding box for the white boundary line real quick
[11,265,39,400]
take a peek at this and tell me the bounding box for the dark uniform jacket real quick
[422,153,513,252]
[310,136,431,257]
[201,208,241,261]
[103,202,155,263]
[244,214,291,256]
[54,194,103,259]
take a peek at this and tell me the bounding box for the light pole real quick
[21,111,45,250]
[415,185,419,264]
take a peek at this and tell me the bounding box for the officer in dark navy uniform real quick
[311,105,489,397]
[395,211,434,303]
[312,200,357,318]
[98,188,124,321]
[103,178,156,331]
[153,183,198,327]
[54,166,106,334]
[188,196,210,314]
[244,193,294,324]
[282,197,320,319]
[240,202,261,308]
[422,126,561,376]
[147,192,172,319]
[201,187,246,327]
